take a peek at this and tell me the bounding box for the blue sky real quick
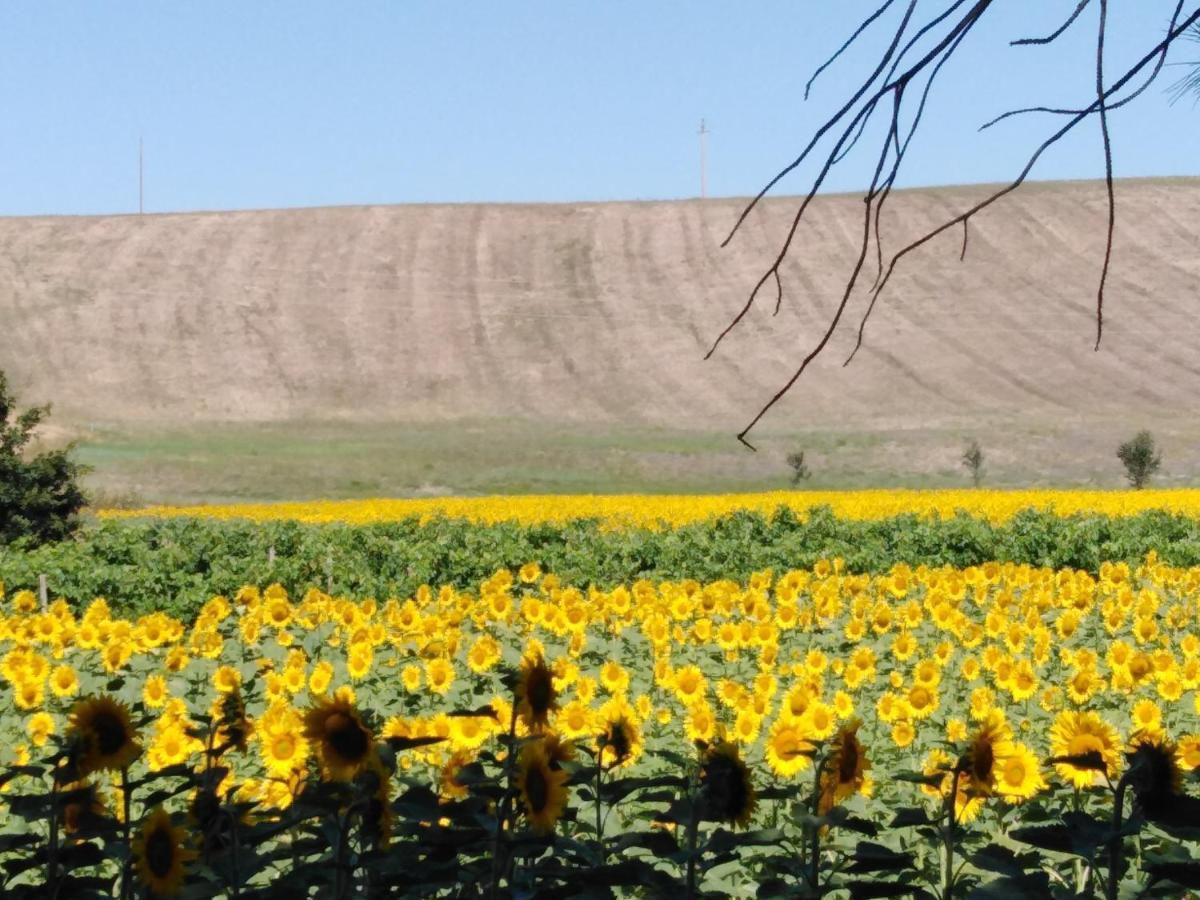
[1,1,1197,215]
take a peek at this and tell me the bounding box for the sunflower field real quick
[4,536,1200,898]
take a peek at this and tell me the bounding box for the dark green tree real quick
[786,449,811,485]
[0,371,89,544]
[1117,430,1162,490]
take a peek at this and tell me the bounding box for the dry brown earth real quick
[2,177,1198,498]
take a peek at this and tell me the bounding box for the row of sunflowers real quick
[97,488,1200,528]
[1,555,1200,896]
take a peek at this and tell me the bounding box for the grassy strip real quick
[3,506,1200,618]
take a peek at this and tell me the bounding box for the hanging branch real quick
[710,1,1200,448]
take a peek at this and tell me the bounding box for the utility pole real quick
[138,136,144,214]
[698,118,708,199]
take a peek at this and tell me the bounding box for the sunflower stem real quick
[595,754,605,865]
[489,702,519,900]
[1106,775,1129,900]
[941,767,961,900]
[120,767,132,900]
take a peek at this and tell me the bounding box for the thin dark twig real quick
[718,1,919,250]
[806,0,900,99]
[981,0,1186,131]
[737,96,899,449]
[771,269,784,316]
[960,218,969,261]
[1012,0,1094,45]
[1095,0,1115,351]
[871,16,978,287]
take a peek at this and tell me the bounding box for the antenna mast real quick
[698,118,709,199]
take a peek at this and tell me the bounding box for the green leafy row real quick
[4,505,1200,618]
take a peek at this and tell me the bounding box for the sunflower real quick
[59,779,108,836]
[700,740,756,829]
[995,742,1046,803]
[302,695,375,781]
[598,707,641,769]
[818,719,869,814]
[515,740,568,834]
[132,807,197,897]
[214,688,251,755]
[959,717,1013,799]
[1050,711,1122,790]
[1126,732,1182,820]
[516,652,557,732]
[764,717,813,778]
[439,751,473,801]
[68,695,141,775]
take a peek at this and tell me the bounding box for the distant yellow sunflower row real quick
[97,488,1200,528]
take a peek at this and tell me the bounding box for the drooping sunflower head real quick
[515,739,569,835]
[68,695,141,775]
[819,719,870,814]
[700,740,756,830]
[132,807,197,897]
[516,652,558,732]
[302,695,375,781]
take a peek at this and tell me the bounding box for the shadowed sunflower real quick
[302,695,375,781]
[819,719,869,814]
[516,652,558,732]
[700,740,756,829]
[598,709,642,769]
[68,695,141,775]
[214,687,251,755]
[515,739,568,834]
[439,751,473,802]
[58,779,108,836]
[133,807,197,897]
[1126,732,1183,822]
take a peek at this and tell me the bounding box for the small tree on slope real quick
[1117,430,1162,490]
[0,371,88,544]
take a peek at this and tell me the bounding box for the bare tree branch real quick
[710,2,1200,445]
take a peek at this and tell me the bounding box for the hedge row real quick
[3,506,1200,619]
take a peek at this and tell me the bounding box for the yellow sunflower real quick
[132,807,197,897]
[68,695,141,775]
[302,695,375,781]
[995,742,1046,803]
[515,740,568,835]
[960,717,1013,799]
[764,717,814,778]
[1050,711,1122,790]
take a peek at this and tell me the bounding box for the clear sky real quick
[1,1,1197,215]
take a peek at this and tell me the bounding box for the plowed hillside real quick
[2,178,1199,500]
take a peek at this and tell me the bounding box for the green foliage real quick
[1117,430,1162,490]
[0,372,88,546]
[5,506,1200,617]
